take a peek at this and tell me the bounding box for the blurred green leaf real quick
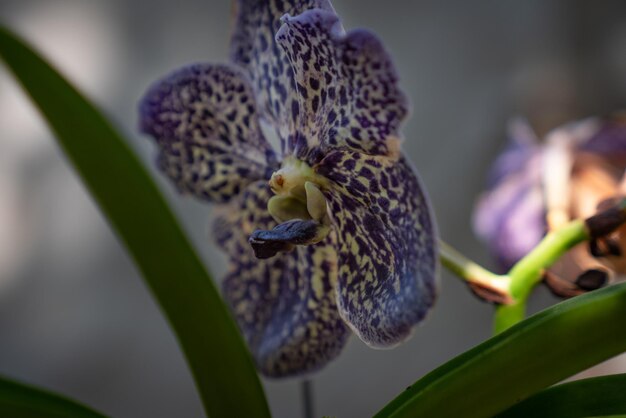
[376,282,626,418]
[0,376,106,417]
[0,25,270,418]
[497,373,626,418]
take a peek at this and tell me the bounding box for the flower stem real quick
[493,219,589,333]
[439,197,626,335]
[438,240,513,304]
[301,379,314,418]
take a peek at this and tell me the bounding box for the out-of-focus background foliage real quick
[0,1,625,417]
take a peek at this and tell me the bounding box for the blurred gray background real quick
[0,1,625,417]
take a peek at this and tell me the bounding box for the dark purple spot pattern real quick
[214,181,349,377]
[276,9,409,163]
[231,0,335,155]
[316,151,437,347]
[139,64,277,202]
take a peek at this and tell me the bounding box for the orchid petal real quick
[581,118,626,164]
[214,181,349,377]
[316,151,437,347]
[473,121,546,271]
[140,64,277,202]
[231,0,335,155]
[276,9,409,163]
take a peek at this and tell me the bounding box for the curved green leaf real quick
[0,26,270,418]
[497,373,626,418]
[376,282,626,418]
[0,376,106,417]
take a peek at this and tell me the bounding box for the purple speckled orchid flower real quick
[473,115,626,295]
[139,0,437,377]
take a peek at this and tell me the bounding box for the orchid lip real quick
[267,157,330,227]
[249,219,330,259]
[255,162,332,260]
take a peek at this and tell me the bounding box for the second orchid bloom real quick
[474,115,626,297]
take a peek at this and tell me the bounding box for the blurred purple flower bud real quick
[473,119,546,272]
[473,113,626,292]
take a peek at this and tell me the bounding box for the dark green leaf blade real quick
[497,373,626,418]
[0,26,270,418]
[0,376,106,417]
[376,283,626,418]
